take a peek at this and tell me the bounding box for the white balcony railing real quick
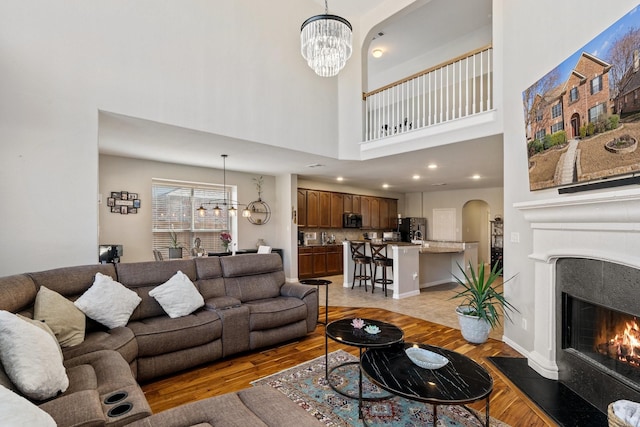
[363,45,493,142]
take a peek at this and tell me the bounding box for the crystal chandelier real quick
[300,0,352,77]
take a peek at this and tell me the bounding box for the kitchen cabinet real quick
[298,245,343,278]
[312,246,327,275]
[326,245,343,275]
[370,197,380,229]
[379,198,389,230]
[297,189,307,227]
[388,199,398,229]
[319,191,331,228]
[360,196,371,229]
[330,193,344,228]
[306,190,320,228]
[298,246,314,279]
[297,188,396,231]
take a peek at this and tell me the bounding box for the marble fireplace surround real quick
[515,188,640,385]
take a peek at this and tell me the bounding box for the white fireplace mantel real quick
[515,187,640,379]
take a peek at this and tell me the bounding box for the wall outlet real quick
[521,318,527,330]
[412,272,418,280]
[510,232,520,243]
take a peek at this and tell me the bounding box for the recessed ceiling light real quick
[412,175,420,180]
[472,174,481,180]
[428,164,438,169]
[372,48,383,58]
[336,176,344,181]
[382,183,389,189]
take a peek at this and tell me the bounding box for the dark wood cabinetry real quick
[306,190,320,228]
[297,188,396,230]
[298,246,314,278]
[298,245,343,279]
[319,191,331,228]
[330,193,344,228]
[297,189,307,227]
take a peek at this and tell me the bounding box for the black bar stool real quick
[349,241,372,292]
[371,243,393,297]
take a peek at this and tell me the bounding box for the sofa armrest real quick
[280,283,316,299]
[205,296,242,310]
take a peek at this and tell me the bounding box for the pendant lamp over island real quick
[300,0,352,77]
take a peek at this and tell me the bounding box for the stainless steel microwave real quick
[343,213,362,228]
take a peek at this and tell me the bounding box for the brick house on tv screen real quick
[530,52,612,142]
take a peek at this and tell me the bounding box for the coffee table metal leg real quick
[485,396,490,427]
[433,404,438,427]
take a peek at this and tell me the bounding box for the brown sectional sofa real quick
[0,253,322,426]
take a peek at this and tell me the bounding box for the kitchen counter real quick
[342,240,478,300]
[419,247,464,254]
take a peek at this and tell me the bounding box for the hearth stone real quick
[556,258,640,413]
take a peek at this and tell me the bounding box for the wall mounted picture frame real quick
[108,191,141,214]
[523,4,640,191]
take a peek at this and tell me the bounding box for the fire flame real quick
[610,320,640,363]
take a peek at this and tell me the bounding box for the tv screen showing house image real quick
[523,4,640,191]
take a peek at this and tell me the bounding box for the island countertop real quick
[419,247,464,254]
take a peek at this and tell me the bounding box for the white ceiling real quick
[98,0,501,194]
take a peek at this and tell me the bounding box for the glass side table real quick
[299,279,331,326]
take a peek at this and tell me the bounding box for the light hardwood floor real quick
[142,276,557,426]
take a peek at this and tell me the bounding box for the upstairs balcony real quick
[362,45,494,143]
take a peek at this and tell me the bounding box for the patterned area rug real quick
[252,350,511,427]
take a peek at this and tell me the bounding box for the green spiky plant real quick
[451,261,518,329]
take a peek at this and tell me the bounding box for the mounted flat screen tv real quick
[523,4,640,191]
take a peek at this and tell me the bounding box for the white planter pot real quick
[456,306,491,344]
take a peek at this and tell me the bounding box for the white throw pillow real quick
[74,273,141,329]
[0,385,57,427]
[149,271,204,318]
[0,311,69,401]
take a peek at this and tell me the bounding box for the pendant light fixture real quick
[300,0,352,77]
[196,155,252,219]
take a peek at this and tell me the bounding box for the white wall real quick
[0,0,342,276]
[404,187,503,243]
[99,155,279,263]
[499,0,640,354]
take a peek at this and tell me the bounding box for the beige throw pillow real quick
[34,286,85,347]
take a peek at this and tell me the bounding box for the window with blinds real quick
[152,180,235,258]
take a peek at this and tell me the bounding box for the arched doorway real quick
[462,200,491,267]
[570,113,581,138]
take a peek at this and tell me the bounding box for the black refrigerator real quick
[398,217,427,242]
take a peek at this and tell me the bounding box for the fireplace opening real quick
[563,293,640,386]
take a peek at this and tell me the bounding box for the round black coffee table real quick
[361,342,494,427]
[325,318,404,419]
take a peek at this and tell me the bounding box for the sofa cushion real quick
[34,286,86,347]
[116,260,198,321]
[0,274,38,313]
[62,326,138,365]
[0,385,57,427]
[128,310,222,357]
[194,257,226,299]
[0,311,68,400]
[28,264,117,298]
[74,273,141,329]
[220,253,282,278]
[245,297,308,331]
[149,271,204,318]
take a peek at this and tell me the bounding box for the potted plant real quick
[168,228,183,259]
[451,261,517,344]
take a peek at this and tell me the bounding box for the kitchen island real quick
[342,240,478,299]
